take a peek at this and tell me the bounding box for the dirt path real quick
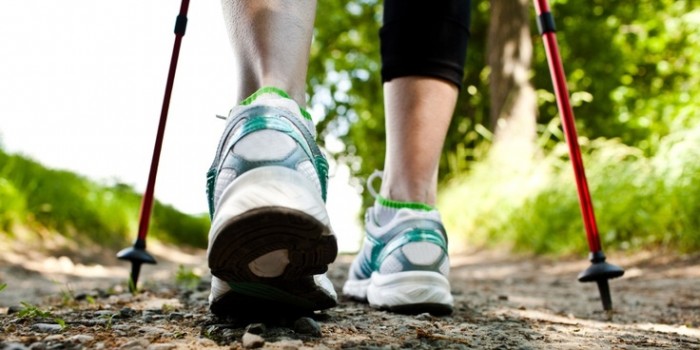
[1,245,699,349]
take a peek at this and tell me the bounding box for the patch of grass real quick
[17,302,67,330]
[175,265,200,291]
[17,302,54,319]
[0,283,7,293]
[0,147,209,249]
[441,123,700,255]
[99,313,115,330]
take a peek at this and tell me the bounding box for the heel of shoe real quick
[367,271,453,315]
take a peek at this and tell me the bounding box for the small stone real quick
[120,338,150,350]
[144,308,163,315]
[415,313,434,321]
[168,312,185,321]
[138,326,168,338]
[293,317,322,337]
[74,291,99,301]
[32,323,63,333]
[498,295,509,301]
[43,335,64,342]
[96,310,115,317]
[7,305,23,314]
[340,341,357,349]
[118,307,137,318]
[147,344,178,350]
[3,342,29,350]
[242,332,265,349]
[195,338,218,347]
[28,342,45,350]
[245,323,267,335]
[69,334,95,344]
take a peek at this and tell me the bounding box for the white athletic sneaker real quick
[343,171,453,315]
[205,87,337,317]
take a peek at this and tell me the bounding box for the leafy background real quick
[1,0,698,255]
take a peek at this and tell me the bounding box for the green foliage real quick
[441,123,700,254]
[99,312,114,330]
[0,283,6,293]
[17,302,54,319]
[533,0,700,155]
[309,1,700,210]
[309,0,384,208]
[17,302,67,330]
[174,265,200,291]
[0,148,208,248]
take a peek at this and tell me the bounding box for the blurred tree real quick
[307,0,700,206]
[487,0,538,166]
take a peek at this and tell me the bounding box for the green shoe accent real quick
[240,86,291,105]
[356,218,447,278]
[207,112,329,208]
[227,282,315,309]
[376,195,435,212]
[239,86,313,121]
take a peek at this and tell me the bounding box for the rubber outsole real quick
[208,206,338,317]
[383,303,453,316]
[345,271,454,316]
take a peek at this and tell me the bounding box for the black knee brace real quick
[380,0,471,89]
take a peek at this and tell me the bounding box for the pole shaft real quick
[534,0,602,252]
[136,0,190,241]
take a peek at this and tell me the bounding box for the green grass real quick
[0,148,209,249]
[440,122,700,255]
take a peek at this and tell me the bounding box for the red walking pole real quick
[117,0,190,292]
[533,0,624,310]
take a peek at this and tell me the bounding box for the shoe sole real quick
[208,167,338,317]
[345,271,454,316]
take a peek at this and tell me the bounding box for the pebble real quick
[167,312,185,321]
[242,332,265,349]
[119,307,137,318]
[74,291,99,301]
[95,310,115,317]
[7,306,23,314]
[3,343,29,350]
[293,317,322,337]
[138,326,168,338]
[196,338,218,347]
[245,323,267,335]
[415,313,434,321]
[31,323,63,333]
[69,334,95,344]
[42,335,64,342]
[120,338,150,350]
[28,343,45,350]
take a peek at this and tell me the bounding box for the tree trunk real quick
[487,0,538,167]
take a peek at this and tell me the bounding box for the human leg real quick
[381,77,458,205]
[207,0,337,317]
[221,0,316,105]
[344,0,470,315]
